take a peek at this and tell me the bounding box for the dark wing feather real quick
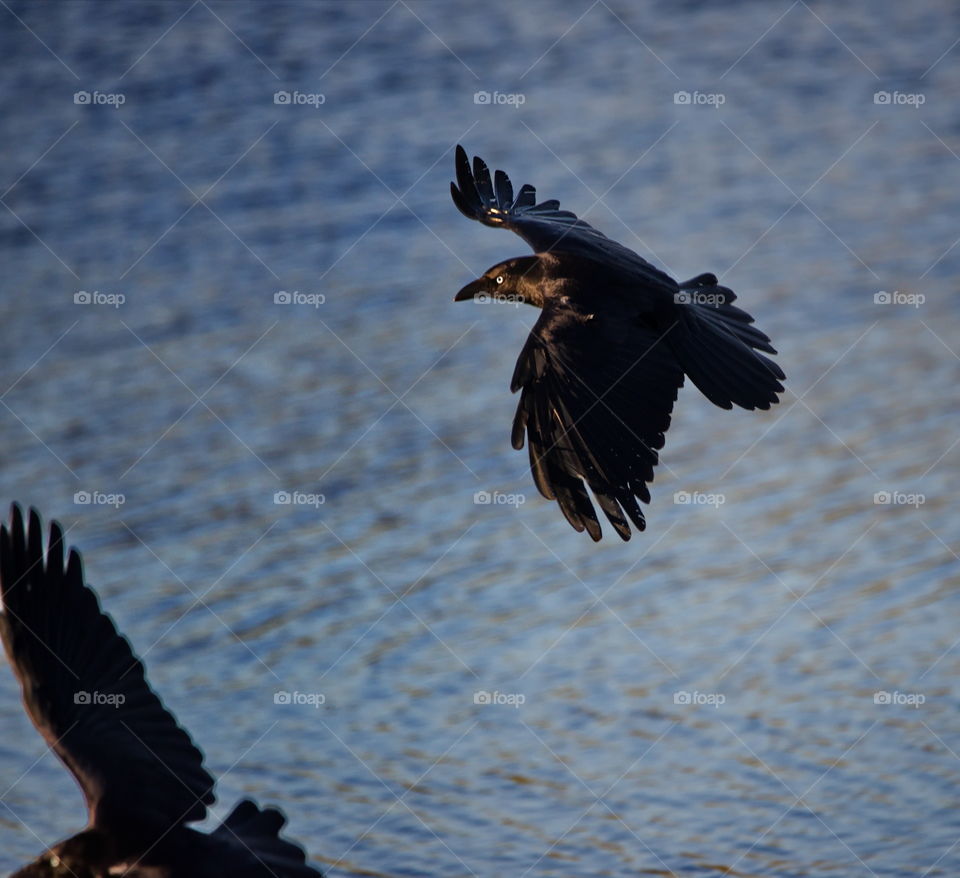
[202,799,325,877]
[494,168,513,207]
[0,504,215,836]
[451,145,678,293]
[510,304,684,541]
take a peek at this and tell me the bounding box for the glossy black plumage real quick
[452,145,785,541]
[1,504,323,878]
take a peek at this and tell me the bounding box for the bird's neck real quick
[528,253,594,309]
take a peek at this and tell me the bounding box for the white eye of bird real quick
[496,276,504,284]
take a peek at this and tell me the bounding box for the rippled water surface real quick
[1,2,959,875]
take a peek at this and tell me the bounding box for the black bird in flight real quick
[1,504,323,878]
[451,145,785,541]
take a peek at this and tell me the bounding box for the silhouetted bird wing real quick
[511,301,685,541]
[0,505,215,838]
[451,144,678,293]
[202,799,325,877]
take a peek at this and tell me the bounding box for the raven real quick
[452,145,784,541]
[1,504,323,878]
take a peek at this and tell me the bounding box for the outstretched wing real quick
[0,504,215,836]
[511,302,684,541]
[203,799,325,877]
[451,144,678,292]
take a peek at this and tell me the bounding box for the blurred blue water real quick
[1,1,959,875]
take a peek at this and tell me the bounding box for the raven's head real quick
[454,256,544,308]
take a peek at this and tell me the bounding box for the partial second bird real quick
[0,504,323,878]
[451,145,785,541]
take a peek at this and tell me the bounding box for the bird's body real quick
[451,145,785,541]
[1,504,323,878]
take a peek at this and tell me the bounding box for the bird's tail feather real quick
[669,275,784,410]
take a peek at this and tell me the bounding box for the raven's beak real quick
[454,279,484,302]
